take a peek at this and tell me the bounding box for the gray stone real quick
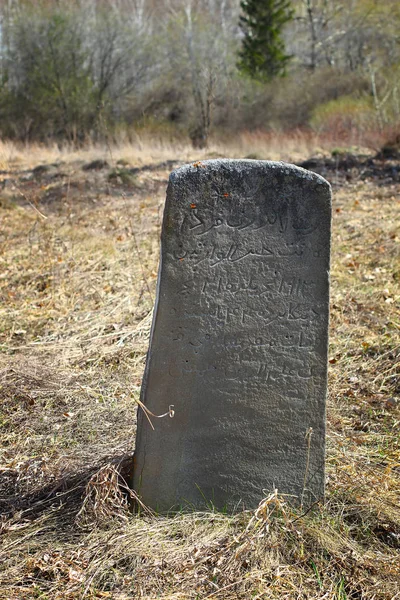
[133,159,331,512]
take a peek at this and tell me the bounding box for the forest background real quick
[0,0,399,149]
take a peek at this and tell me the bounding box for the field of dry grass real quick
[0,136,399,599]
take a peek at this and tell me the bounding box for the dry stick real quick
[0,527,50,558]
[372,360,399,383]
[18,483,85,517]
[16,187,48,220]
[123,193,154,304]
[203,572,263,599]
[80,532,132,598]
[300,427,313,510]
[101,113,155,307]
[99,124,154,304]
[134,247,154,302]
[290,499,321,524]
[127,487,155,516]
[100,104,115,164]
[173,502,278,579]
[101,116,154,304]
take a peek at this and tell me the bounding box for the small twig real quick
[121,194,154,303]
[203,571,261,598]
[16,187,48,220]
[0,527,50,558]
[290,499,321,524]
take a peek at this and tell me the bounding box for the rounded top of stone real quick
[169,159,331,191]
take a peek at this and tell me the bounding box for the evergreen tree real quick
[238,0,294,82]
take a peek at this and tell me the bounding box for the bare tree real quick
[166,0,239,147]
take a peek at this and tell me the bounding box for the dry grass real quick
[0,127,384,171]
[0,138,399,599]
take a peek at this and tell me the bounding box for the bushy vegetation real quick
[0,0,400,146]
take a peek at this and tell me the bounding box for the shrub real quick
[310,96,377,141]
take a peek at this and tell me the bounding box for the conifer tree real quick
[238,0,293,82]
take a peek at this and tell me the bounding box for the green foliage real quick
[0,2,153,142]
[238,0,294,82]
[0,0,398,142]
[2,7,98,141]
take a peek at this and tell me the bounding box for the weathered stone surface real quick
[133,159,331,512]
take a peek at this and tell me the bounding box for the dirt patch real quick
[298,153,400,185]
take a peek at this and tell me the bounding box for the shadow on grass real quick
[297,153,400,185]
[1,453,134,529]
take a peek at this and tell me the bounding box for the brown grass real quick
[0,126,388,170]
[0,138,399,599]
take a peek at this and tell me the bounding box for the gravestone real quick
[133,159,331,512]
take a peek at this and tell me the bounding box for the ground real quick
[0,137,399,599]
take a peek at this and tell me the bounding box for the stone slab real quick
[133,159,331,512]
